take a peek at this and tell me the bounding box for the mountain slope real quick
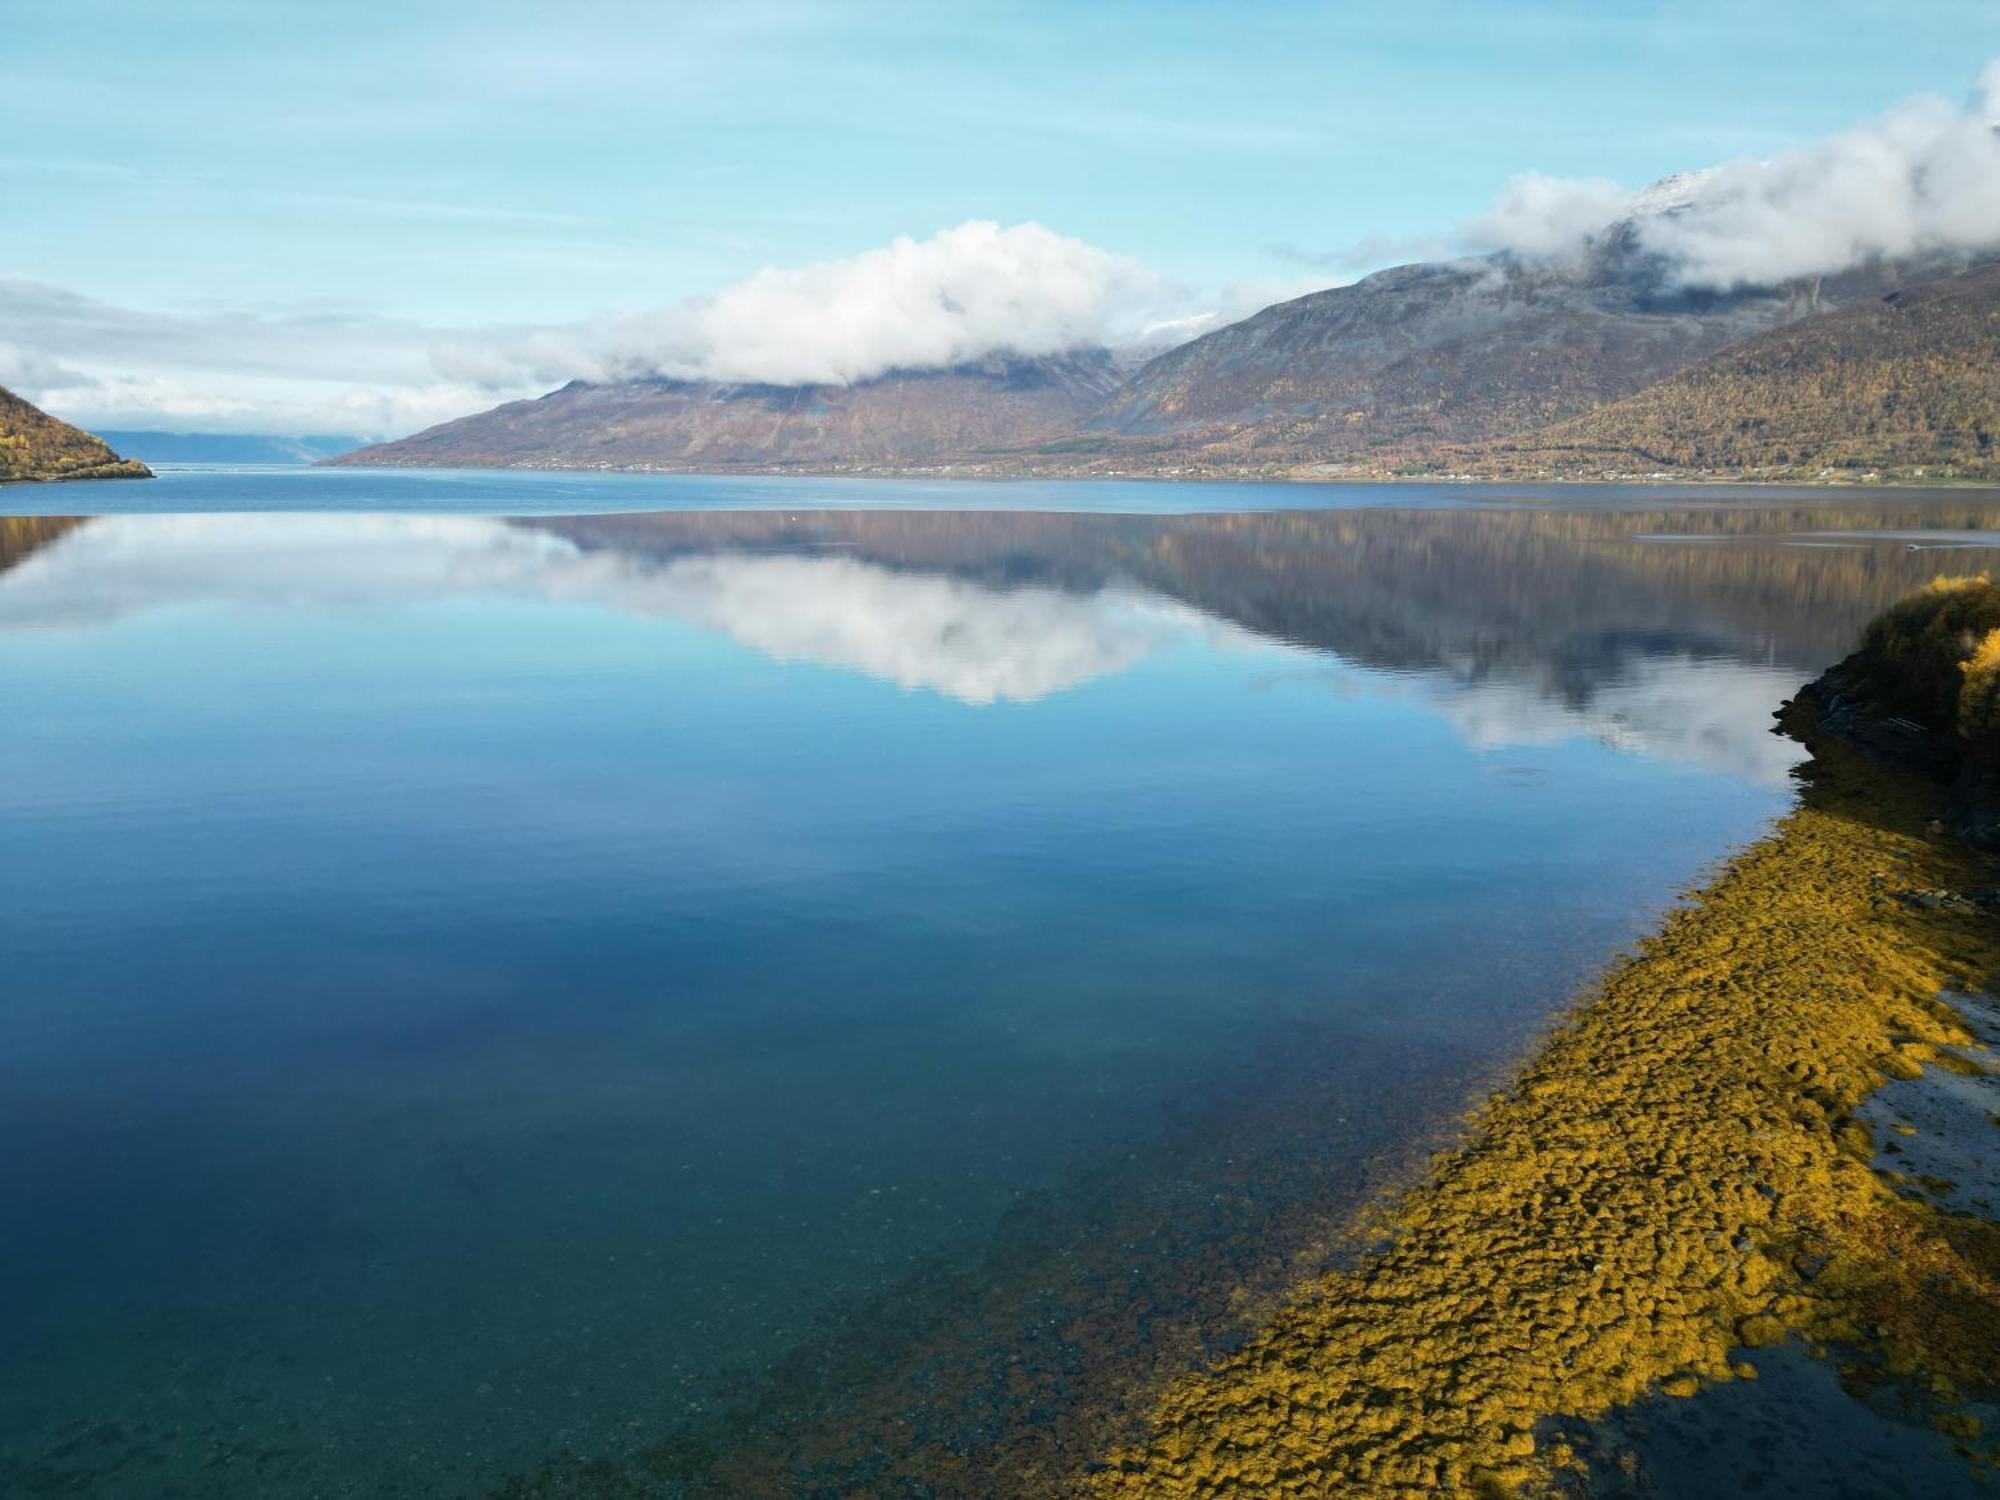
[1070,236,1959,467]
[327,233,1994,483]
[332,352,1124,472]
[1462,260,2000,480]
[0,387,150,483]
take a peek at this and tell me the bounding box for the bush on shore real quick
[1857,575,2000,752]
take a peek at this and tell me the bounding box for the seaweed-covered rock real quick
[1796,577,2000,850]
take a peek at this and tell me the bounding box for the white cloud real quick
[0,340,96,393]
[0,276,437,385]
[1640,88,2000,287]
[1463,174,1634,261]
[0,275,522,436]
[26,370,522,441]
[1463,60,2000,287]
[6,222,1214,435]
[435,220,1179,389]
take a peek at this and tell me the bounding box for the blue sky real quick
[5,0,1998,432]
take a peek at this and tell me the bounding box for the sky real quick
[4,0,1999,435]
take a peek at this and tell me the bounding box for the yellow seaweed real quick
[1088,710,2000,1498]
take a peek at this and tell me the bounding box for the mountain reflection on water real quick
[3,496,1999,1500]
[520,503,2000,783]
[11,500,1990,779]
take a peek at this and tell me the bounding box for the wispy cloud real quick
[1266,61,2000,289]
[0,276,534,436]
[1462,60,2000,285]
[8,221,1225,433]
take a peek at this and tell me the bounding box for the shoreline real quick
[1085,691,2000,1496]
[484,636,1999,1499]
[0,460,152,486]
[315,457,2000,491]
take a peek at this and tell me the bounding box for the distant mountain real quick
[1064,235,1971,470]
[0,387,150,483]
[329,352,1125,472]
[1456,260,2000,481]
[99,431,365,465]
[323,207,1998,484]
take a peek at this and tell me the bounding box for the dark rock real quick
[1793,660,2000,852]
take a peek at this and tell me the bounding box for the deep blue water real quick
[4,477,1999,1496]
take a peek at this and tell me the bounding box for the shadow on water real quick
[1549,1342,1997,1500]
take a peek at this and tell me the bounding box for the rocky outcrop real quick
[1791,577,2000,849]
[0,386,150,483]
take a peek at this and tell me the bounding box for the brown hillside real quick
[1070,236,1956,463]
[0,386,150,483]
[1470,260,2000,480]
[330,353,1123,472]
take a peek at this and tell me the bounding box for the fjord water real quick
[4,483,1998,1497]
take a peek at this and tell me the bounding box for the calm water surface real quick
[5,476,2000,1496]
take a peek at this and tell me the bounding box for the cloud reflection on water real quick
[0,514,1221,706]
[0,513,1807,780]
[1419,655,1805,786]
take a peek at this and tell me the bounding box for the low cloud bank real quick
[0,276,510,437]
[1468,61,2000,287]
[7,222,1202,434]
[437,221,1176,390]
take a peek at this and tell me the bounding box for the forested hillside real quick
[0,387,150,483]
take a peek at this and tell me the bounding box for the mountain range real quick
[335,352,1125,473]
[334,233,1999,484]
[0,386,150,484]
[1060,238,1978,476]
[96,431,366,465]
[1450,259,2000,479]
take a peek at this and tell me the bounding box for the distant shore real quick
[1088,646,2000,1495]
[319,454,2000,492]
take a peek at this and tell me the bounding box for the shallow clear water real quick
[4,478,2000,1496]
